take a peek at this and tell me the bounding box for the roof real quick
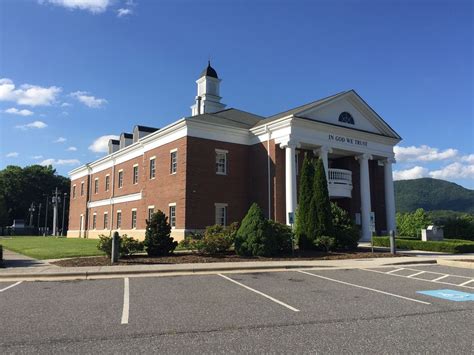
[120,132,133,138]
[199,61,218,79]
[187,108,263,129]
[252,91,348,128]
[134,125,159,133]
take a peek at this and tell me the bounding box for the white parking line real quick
[432,275,450,282]
[386,268,405,274]
[0,281,23,293]
[121,278,129,325]
[297,270,431,305]
[361,268,474,290]
[458,279,474,287]
[218,273,300,312]
[407,271,426,278]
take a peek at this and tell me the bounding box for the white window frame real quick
[131,208,137,229]
[215,149,228,175]
[80,181,84,196]
[72,184,76,199]
[103,212,109,230]
[116,210,122,229]
[147,205,155,221]
[168,202,176,228]
[133,164,139,185]
[170,149,178,174]
[149,156,156,179]
[105,174,110,192]
[94,178,99,194]
[215,203,228,226]
[118,170,124,188]
[92,213,97,230]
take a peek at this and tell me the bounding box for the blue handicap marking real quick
[417,289,474,302]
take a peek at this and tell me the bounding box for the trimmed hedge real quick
[373,236,474,254]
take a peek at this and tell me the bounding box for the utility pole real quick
[61,192,68,237]
[44,194,49,236]
[28,202,36,226]
[52,188,60,236]
[37,203,42,235]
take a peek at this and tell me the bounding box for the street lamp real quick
[28,202,36,227]
[61,192,68,237]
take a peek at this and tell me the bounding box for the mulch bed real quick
[51,249,403,267]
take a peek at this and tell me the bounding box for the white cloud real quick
[4,107,34,116]
[15,120,48,130]
[39,0,111,14]
[429,162,474,180]
[54,137,67,143]
[6,152,19,158]
[67,146,77,151]
[393,166,429,180]
[0,78,61,106]
[394,145,458,163]
[40,158,81,166]
[32,155,44,159]
[460,154,474,164]
[61,102,71,107]
[71,91,107,108]
[117,8,132,17]
[88,134,119,153]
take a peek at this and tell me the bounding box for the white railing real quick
[328,168,352,186]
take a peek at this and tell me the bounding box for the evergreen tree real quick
[295,155,315,250]
[144,210,178,256]
[310,158,333,240]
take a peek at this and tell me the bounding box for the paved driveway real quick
[0,264,472,354]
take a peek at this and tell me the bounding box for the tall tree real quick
[296,155,316,250]
[310,158,333,239]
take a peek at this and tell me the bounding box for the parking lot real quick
[1,264,473,354]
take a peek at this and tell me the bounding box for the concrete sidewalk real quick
[1,249,52,269]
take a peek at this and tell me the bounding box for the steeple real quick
[191,61,226,116]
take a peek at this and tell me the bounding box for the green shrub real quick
[267,220,293,255]
[331,203,359,250]
[97,234,143,257]
[314,235,336,252]
[196,223,238,254]
[0,244,3,265]
[372,236,474,253]
[296,155,315,250]
[144,210,178,256]
[235,203,277,257]
[439,215,474,241]
[177,232,203,251]
[396,208,432,238]
[310,158,333,240]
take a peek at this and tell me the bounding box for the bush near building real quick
[373,236,474,253]
[331,203,359,250]
[295,155,315,249]
[144,211,178,256]
[195,223,238,254]
[97,234,144,257]
[311,158,333,241]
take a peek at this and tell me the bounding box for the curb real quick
[437,259,474,269]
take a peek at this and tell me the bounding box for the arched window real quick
[338,112,355,125]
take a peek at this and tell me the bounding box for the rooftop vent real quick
[108,139,120,154]
[133,125,159,143]
[119,133,133,150]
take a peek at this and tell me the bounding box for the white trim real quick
[87,192,142,208]
[149,156,156,160]
[147,205,155,209]
[132,163,138,167]
[215,148,229,154]
[168,202,177,206]
[214,202,228,207]
[169,148,178,153]
[131,208,137,211]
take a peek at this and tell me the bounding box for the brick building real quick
[68,62,401,242]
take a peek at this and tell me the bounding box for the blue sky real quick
[0,0,473,188]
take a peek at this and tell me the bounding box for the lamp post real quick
[37,203,42,235]
[43,194,49,236]
[28,202,36,227]
[61,192,68,237]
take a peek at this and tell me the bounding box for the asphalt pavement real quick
[0,264,472,354]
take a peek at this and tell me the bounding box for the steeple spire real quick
[191,62,226,116]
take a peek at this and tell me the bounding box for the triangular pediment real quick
[295,90,400,139]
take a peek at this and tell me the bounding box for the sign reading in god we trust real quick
[328,134,368,147]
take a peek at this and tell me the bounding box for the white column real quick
[356,154,372,241]
[383,158,396,234]
[281,141,298,225]
[314,146,333,180]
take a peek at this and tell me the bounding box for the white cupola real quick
[191,61,226,116]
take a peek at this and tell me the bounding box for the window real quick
[131,210,137,229]
[215,149,227,175]
[72,185,76,199]
[295,152,299,175]
[133,165,139,184]
[92,213,97,229]
[170,150,177,174]
[118,170,123,188]
[105,175,110,192]
[169,204,176,228]
[148,207,154,221]
[94,178,99,194]
[149,158,156,179]
[116,211,122,229]
[215,203,228,226]
[103,213,109,229]
[338,111,355,125]
[80,182,84,196]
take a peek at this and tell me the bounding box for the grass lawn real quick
[0,236,105,260]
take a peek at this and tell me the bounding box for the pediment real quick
[295,91,400,139]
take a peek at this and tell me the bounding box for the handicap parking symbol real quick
[417,289,474,302]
